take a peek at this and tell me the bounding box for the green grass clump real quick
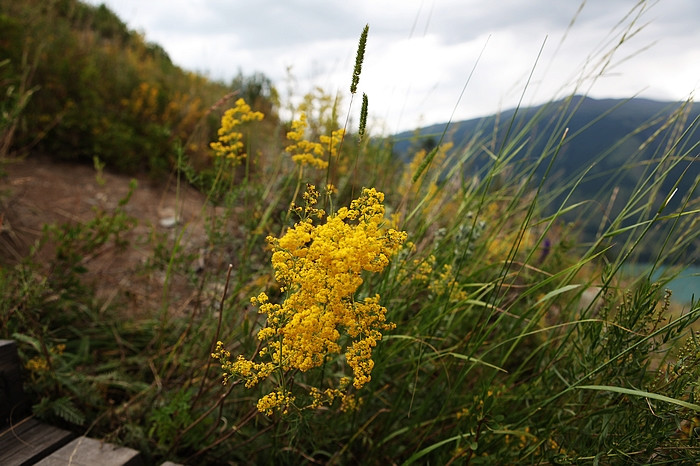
[1,2,699,465]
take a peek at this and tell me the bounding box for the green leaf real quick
[403,434,466,465]
[535,284,581,305]
[11,332,42,352]
[50,396,86,425]
[577,385,700,411]
[445,352,507,373]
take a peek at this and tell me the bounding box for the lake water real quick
[619,264,699,305]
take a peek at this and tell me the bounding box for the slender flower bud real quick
[350,24,369,94]
[359,93,369,139]
[412,146,439,182]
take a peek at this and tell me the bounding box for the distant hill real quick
[390,96,700,262]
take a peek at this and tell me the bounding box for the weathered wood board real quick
[0,339,29,426]
[34,436,144,466]
[0,417,75,466]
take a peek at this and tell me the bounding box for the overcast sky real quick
[84,0,700,133]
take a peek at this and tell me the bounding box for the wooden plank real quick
[0,417,74,466]
[0,339,29,426]
[35,436,144,466]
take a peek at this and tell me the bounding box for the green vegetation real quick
[0,0,279,175]
[395,96,700,262]
[1,1,699,464]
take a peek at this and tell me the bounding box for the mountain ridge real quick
[390,95,700,261]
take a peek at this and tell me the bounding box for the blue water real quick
[619,264,699,305]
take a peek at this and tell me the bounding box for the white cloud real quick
[84,0,700,132]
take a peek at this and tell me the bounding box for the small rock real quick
[159,207,179,228]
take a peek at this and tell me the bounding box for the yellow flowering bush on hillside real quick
[213,185,407,415]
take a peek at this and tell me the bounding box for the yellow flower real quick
[217,186,407,413]
[25,356,49,373]
[285,112,343,169]
[209,98,263,162]
[319,128,345,157]
[257,388,295,416]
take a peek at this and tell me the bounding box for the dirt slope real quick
[0,155,217,316]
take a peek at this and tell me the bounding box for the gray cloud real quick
[84,0,699,131]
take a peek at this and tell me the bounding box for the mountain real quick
[390,96,700,262]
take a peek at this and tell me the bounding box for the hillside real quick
[0,155,212,317]
[0,0,278,174]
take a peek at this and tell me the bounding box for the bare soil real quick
[0,155,218,317]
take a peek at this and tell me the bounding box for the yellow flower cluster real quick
[24,344,66,374]
[25,356,49,373]
[319,128,345,157]
[289,184,325,222]
[399,255,467,302]
[257,388,296,416]
[398,143,453,219]
[409,255,435,282]
[285,112,344,169]
[213,186,406,415]
[430,263,468,301]
[263,187,405,386]
[209,98,264,162]
[211,341,274,388]
[309,377,360,412]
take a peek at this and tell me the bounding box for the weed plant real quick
[1,2,700,465]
